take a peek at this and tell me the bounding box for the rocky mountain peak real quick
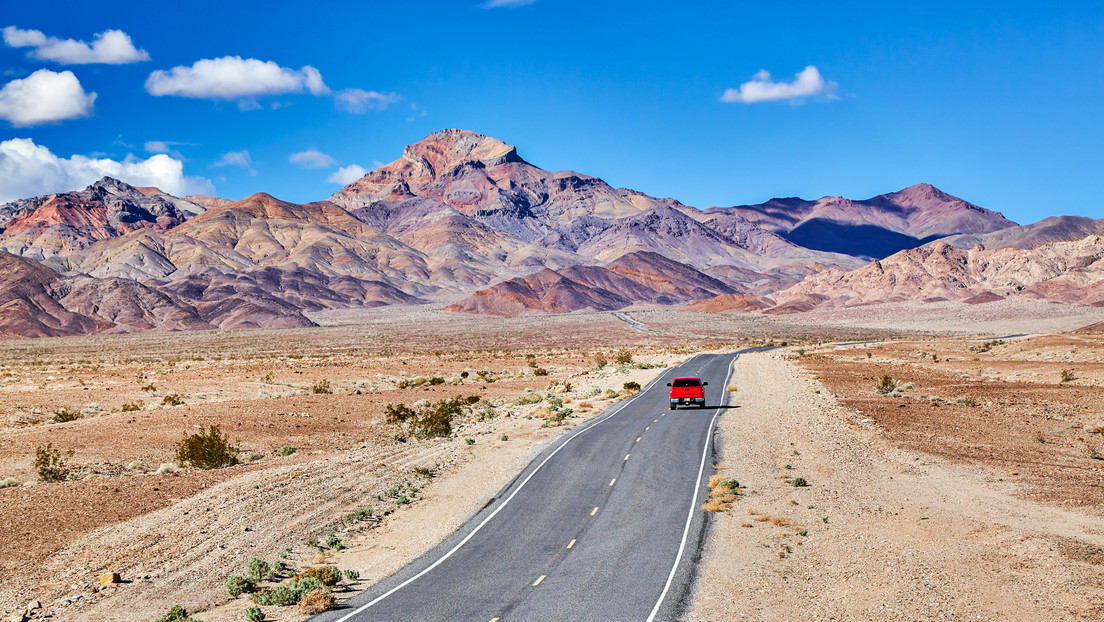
[402,129,525,179]
[87,176,143,199]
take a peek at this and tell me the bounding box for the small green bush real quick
[533,367,549,376]
[465,438,475,445]
[245,558,271,583]
[252,576,322,606]
[34,443,72,482]
[427,376,446,386]
[791,477,809,487]
[311,379,332,394]
[244,606,264,622]
[343,569,360,582]
[501,434,509,441]
[276,446,295,457]
[623,381,641,393]
[326,533,343,550]
[226,575,255,597]
[154,605,202,622]
[176,425,238,470]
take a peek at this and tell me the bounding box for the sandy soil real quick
[0,312,688,621]
[689,347,1104,621]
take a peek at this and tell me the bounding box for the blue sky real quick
[1,1,1101,224]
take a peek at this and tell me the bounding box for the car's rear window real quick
[672,378,701,387]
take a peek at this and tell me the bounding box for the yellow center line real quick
[609,478,616,486]
[591,506,600,516]
[490,618,501,622]
[532,575,546,586]
[624,453,631,461]
[567,538,576,549]
[645,426,650,431]
[662,413,666,416]
[636,437,641,443]
[654,419,659,422]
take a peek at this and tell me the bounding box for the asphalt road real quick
[315,352,741,622]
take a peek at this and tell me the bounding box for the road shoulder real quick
[688,351,1104,620]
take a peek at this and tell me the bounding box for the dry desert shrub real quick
[312,379,333,394]
[703,475,740,512]
[34,443,72,482]
[294,565,341,587]
[161,393,185,406]
[297,587,335,615]
[876,375,900,395]
[52,407,82,423]
[176,425,238,470]
[615,348,634,365]
[1061,369,1077,383]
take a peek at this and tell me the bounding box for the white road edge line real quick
[332,357,691,621]
[645,352,738,622]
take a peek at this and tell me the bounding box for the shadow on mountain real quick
[784,219,940,259]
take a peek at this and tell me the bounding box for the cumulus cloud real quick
[327,164,367,185]
[211,150,257,175]
[335,88,399,113]
[0,69,96,126]
[145,56,329,100]
[289,149,337,169]
[721,65,837,104]
[483,0,536,7]
[0,137,214,202]
[3,26,150,65]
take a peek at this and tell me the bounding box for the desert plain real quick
[1,301,1103,621]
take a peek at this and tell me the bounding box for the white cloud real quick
[327,164,367,185]
[721,65,837,104]
[0,137,214,202]
[0,69,96,126]
[211,150,257,176]
[3,26,149,65]
[289,149,336,169]
[335,88,399,113]
[145,56,329,100]
[483,0,536,7]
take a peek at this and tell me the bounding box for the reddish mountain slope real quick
[764,236,1104,311]
[446,251,734,315]
[0,178,206,260]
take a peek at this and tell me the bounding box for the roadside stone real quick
[99,572,121,587]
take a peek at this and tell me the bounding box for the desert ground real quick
[2,301,1104,621]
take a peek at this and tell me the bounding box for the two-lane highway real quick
[316,352,740,622]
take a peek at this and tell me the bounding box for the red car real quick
[667,377,707,409]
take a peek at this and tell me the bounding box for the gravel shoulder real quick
[688,351,1104,621]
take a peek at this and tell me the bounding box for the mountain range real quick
[0,129,1099,337]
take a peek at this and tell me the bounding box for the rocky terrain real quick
[2,128,1101,336]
